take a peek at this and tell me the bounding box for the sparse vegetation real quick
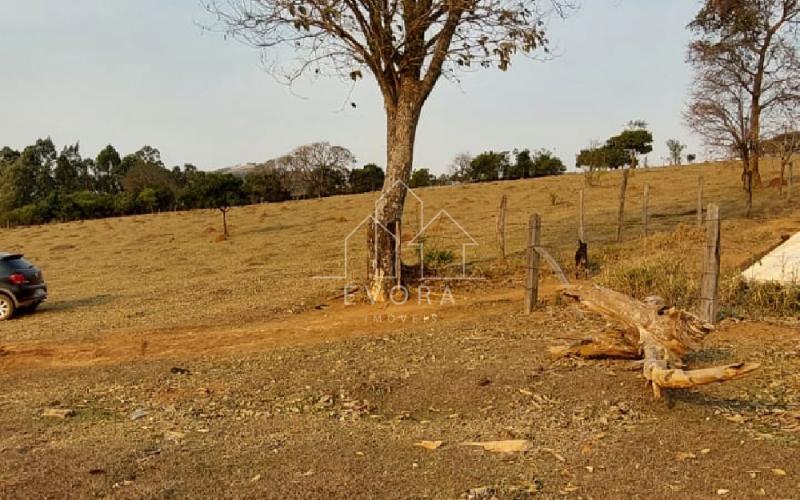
[721,278,800,320]
[423,248,456,270]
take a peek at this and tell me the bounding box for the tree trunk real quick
[368,83,422,301]
[740,155,753,217]
[748,71,763,187]
[748,146,762,188]
[221,208,229,239]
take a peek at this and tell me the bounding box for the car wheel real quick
[0,295,14,321]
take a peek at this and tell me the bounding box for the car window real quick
[5,258,34,270]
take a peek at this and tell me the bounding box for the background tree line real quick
[446,149,566,183]
[0,139,249,226]
[0,138,567,227]
[237,144,568,201]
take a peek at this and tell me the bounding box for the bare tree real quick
[283,142,355,198]
[205,0,569,299]
[448,152,472,183]
[763,107,800,194]
[686,0,800,215]
[776,130,800,195]
[666,139,686,166]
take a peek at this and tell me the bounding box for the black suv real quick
[0,253,47,320]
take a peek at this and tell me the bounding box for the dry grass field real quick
[1,160,799,499]
[0,159,797,345]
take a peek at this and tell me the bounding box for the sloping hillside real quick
[0,159,797,345]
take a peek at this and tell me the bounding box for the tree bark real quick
[221,207,229,240]
[747,111,762,189]
[368,82,422,301]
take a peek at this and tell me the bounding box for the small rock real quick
[42,408,75,419]
[465,486,496,500]
[771,468,787,476]
[163,431,185,442]
[717,489,730,496]
[170,367,190,375]
[250,474,261,483]
[461,440,532,453]
[725,414,746,424]
[129,409,150,421]
[415,440,444,451]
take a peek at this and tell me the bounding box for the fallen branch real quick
[555,284,760,398]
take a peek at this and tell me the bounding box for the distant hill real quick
[217,162,263,178]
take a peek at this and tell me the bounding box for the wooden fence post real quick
[524,214,541,315]
[700,204,721,324]
[578,189,585,243]
[788,161,794,202]
[697,176,704,226]
[642,183,650,237]
[616,170,629,242]
[497,195,507,259]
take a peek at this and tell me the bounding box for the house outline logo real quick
[315,180,481,281]
[408,209,479,280]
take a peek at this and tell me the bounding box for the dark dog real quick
[575,240,588,278]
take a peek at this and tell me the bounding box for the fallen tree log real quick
[554,283,760,398]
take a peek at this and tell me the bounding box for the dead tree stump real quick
[553,284,759,399]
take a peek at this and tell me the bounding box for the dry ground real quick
[0,162,799,499]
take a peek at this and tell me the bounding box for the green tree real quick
[137,187,158,213]
[0,147,20,169]
[349,163,385,193]
[469,151,508,182]
[576,143,628,171]
[504,149,535,179]
[531,149,566,177]
[121,158,178,212]
[95,145,122,193]
[186,172,244,238]
[607,122,653,168]
[243,163,292,203]
[0,139,57,212]
[409,168,434,188]
[134,145,164,167]
[25,138,57,201]
[54,143,84,192]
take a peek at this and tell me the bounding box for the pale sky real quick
[0,1,703,173]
